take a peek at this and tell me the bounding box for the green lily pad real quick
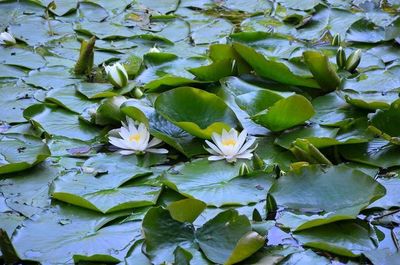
[294,220,377,257]
[23,67,77,90]
[340,66,400,110]
[167,198,207,223]
[76,82,119,99]
[368,177,400,209]
[347,18,400,43]
[303,50,340,92]
[12,204,141,264]
[270,165,385,230]
[51,154,157,214]
[0,134,51,175]
[196,209,264,264]
[252,94,315,132]
[0,48,46,69]
[155,87,240,139]
[52,171,160,213]
[311,92,366,127]
[233,43,320,88]
[0,82,38,124]
[164,159,275,207]
[142,207,196,264]
[370,99,400,140]
[296,6,361,41]
[24,104,103,141]
[339,139,400,168]
[0,162,61,217]
[142,207,264,265]
[46,86,98,114]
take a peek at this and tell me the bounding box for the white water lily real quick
[104,62,128,88]
[0,32,16,46]
[109,117,168,155]
[205,128,257,163]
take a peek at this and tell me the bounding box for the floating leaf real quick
[155,87,240,139]
[233,43,320,88]
[12,205,141,264]
[252,95,315,132]
[24,104,103,141]
[0,134,50,175]
[270,165,385,230]
[294,221,377,257]
[164,159,274,207]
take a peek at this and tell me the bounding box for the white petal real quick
[109,137,131,149]
[146,148,169,154]
[119,150,135,155]
[204,147,220,155]
[119,126,131,140]
[221,129,230,141]
[235,152,254,160]
[127,118,138,134]
[147,137,162,148]
[208,155,225,161]
[211,133,222,146]
[111,67,123,87]
[238,137,256,154]
[104,65,112,75]
[116,62,129,81]
[205,140,223,155]
[228,128,239,140]
[231,129,247,154]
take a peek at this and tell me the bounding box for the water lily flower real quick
[0,32,16,46]
[205,128,257,163]
[104,62,128,88]
[109,117,168,155]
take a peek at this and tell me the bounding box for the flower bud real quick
[148,46,161,53]
[336,47,346,69]
[345,49,361,73]
[0,32,16,46]
[252,153,265,170]
[331,33,341,46]
[104,62,129,88]
[133,87,144,98]
[239,163,251,176]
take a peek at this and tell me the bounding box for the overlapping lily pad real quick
[12,205,141,264]
[155,87,240,139]
[270,165,385,230]
[0,134,50,174]
[164,158,275,207]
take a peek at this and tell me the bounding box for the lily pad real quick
[164,158,275,207]
[24,104,102,141]
[294,220,377,257]
[233,43,320,88]
[51,171,160,213]
[270,165,385,230]
[12,204,141,264]
[252,94,315,132]
[0,134,50,175]
[155,87,240,139]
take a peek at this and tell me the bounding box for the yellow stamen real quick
[222,138,236,146]
[129,133,141,142]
